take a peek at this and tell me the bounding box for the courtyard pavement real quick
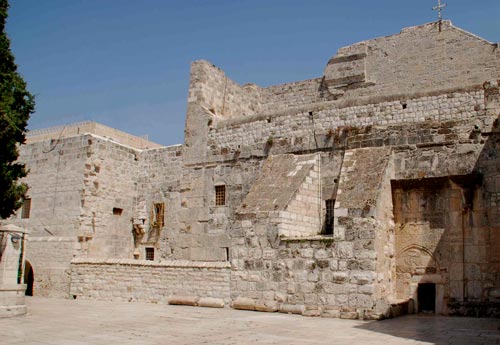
[1,297,500,345]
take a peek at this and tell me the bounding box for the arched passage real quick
[24,261,34,296]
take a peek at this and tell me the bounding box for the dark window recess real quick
[224,247,230,261]
[113,207,123,216]
[145,247,155,261]
[215,185,226,206]
[323,199,335,235]
[21,198,31,219]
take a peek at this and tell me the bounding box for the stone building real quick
[6,21,500,318]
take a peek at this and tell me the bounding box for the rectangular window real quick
[324,199,335,235]
[215,185,226,206]
[21,198,31,219]
[145,247,155,261]
[151,202,165,227]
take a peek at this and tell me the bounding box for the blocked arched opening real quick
[24,261,34,296]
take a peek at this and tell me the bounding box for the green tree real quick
[0,0,35,219]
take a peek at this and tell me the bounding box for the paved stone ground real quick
[1,297,500,345]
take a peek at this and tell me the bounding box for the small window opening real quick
[145,247,155,261]
[323,199,335,235]
[151,202,165,227]
[224,247,230,261]
[113,207,123,216]
[21,198,31,219]
[402,102,407,109]
[215,185,226,206]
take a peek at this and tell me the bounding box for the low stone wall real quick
[70,258,231,304]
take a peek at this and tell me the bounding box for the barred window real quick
[324,199,335,235]
[215,185,226,206]
[145,247,155,261]
[21,198,31,219]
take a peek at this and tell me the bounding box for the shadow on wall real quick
[389,109,500,318]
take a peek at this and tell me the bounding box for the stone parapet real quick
[70,259,231,304]
[71,257,231,268]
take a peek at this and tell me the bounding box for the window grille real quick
[145,247,155,261]
[215,185,226,206]
[21,198,31,219]
[324,199,335,235]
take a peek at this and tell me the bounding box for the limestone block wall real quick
[228,149,393,319]
[209,88,484,159]
[173,158,263,261]
[10,136,89,236]
[8,136,90,297]
[276,155,321,238]
[70,258,230,304]
[188,60,259,118]
[230,215,383,319]
[25,237,77,298]
[332,147,396,314]
[27,121,162,149]
[135,145,183,259]
[259,78,332,113]
[253,21,500,114]
[79,135,140,259]
[384,81,500,316]
[341,22,500,99]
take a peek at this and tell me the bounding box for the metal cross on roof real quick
[432,0,447,21]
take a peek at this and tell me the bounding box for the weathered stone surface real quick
[232,297,255,311]
[198,297,225,308]
[168,296,199,306]
[254,300,278,312]
[9,22,500,320]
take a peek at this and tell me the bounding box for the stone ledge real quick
[70,258,231,269]
[29,237,77,242]
[280,236,334,242]
[0,284,27,292]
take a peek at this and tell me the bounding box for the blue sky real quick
[6,0,500,146]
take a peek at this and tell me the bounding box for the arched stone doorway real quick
[24,261,34,296]
[396,245,446,314]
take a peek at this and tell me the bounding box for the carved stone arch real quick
[396,244,440,266]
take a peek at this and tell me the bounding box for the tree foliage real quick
[0,0,34,219]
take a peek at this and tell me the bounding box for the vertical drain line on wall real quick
[308,111,319,150]
[42,126,66,215]
[318,154,323,233]
[52,145,65,216]
[461,193,469,302]
[332,128,349,205]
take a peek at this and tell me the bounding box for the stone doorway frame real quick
[409,274,445,314]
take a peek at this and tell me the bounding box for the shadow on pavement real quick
[354,315,500,345]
